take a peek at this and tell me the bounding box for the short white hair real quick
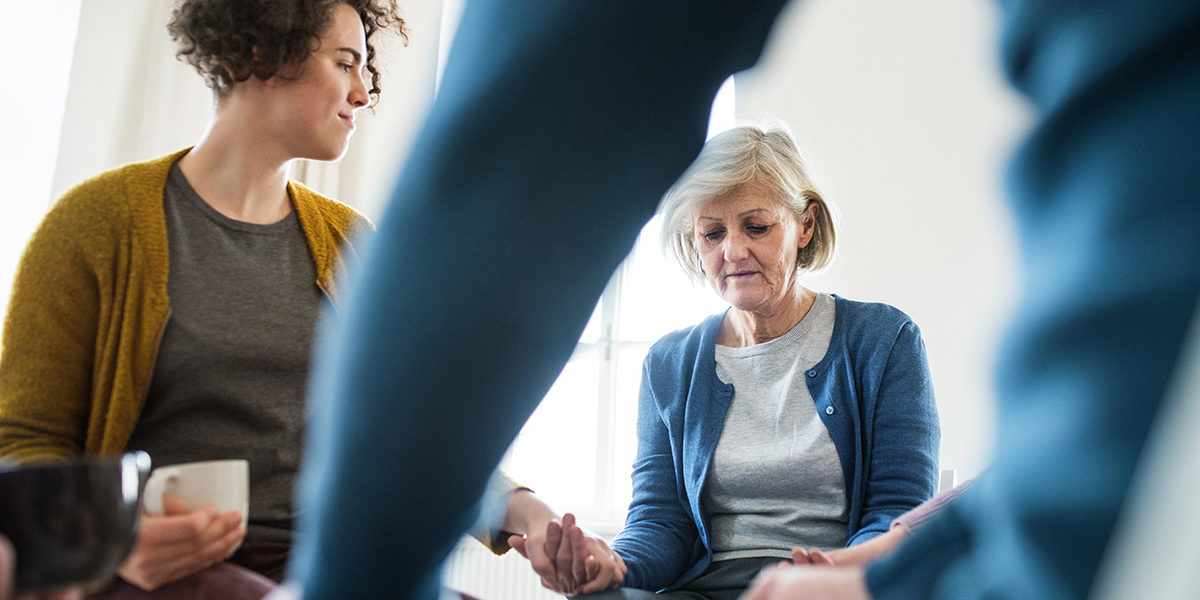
[658,123,838,283]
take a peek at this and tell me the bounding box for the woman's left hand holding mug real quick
[116,494,244,591]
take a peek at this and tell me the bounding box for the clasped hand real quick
[509,513,626,596]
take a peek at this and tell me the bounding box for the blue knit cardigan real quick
[611,295,941,592]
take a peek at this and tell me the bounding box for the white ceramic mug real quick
[142,459,249,529]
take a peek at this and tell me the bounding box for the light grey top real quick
[126,163,323,544]
[705,292,849,561]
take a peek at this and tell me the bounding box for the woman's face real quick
[692,183,815,316]
[267,3,370,162]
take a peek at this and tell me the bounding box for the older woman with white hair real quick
[583,124,940,599]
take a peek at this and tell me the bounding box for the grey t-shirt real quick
[126,163,323,544]
[705,292,849,561]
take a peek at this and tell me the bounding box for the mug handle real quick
[141,473,179,516]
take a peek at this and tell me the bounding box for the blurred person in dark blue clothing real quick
[285,1,1200,598]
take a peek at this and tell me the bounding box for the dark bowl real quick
[0,452,149,592]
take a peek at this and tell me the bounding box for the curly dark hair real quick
[168,0,408,105]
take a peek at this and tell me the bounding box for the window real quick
[500,78,737,529]
[0,1,81,343]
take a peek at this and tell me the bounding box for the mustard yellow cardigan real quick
[0,149,369,461]
[0,150,523,553]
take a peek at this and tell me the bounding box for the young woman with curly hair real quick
[0,1,408,597]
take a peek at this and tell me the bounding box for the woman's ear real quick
[252,46,278,87]
[798,202,819,248]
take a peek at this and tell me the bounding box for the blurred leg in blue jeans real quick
[287,0,1200,598]
[289,2,790,599]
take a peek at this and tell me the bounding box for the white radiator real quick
[442,537,565,600]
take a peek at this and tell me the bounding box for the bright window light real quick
[0,1,81,345]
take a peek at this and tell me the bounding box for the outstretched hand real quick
[791,547,835,566]
[740,563,869,600]
[509,513,625,595]
[790,524,910,569]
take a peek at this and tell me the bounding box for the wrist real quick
[503,489,558,535]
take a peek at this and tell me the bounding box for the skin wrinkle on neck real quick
[720,284,816,347]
